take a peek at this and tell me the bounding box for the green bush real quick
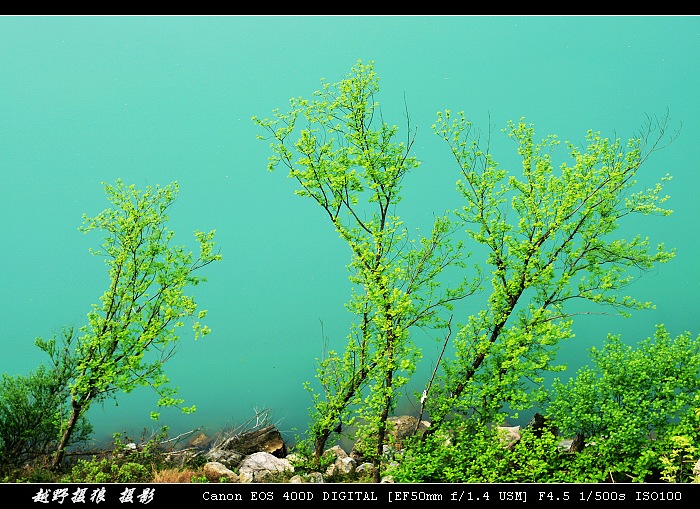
[389,420,519,482]
[548,325,700,482]
[0,361,91,475]
[391,325,700,483]
[61,457,151,483]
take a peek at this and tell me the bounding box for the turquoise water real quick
[1,16,699,446]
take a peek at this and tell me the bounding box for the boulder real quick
[238,451,294,483]
[203,461,239,482]
[204,448,244,469]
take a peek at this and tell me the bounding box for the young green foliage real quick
[254,60,477,476]
[426,112,676,431]
[388,421,563,482]
[548,325,700,482]
[47,179,221,469]
[392,325,700,482]
[655,396,700,483]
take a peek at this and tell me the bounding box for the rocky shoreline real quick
[151,414,561,483]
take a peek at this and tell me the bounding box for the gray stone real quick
[203,461,239,482]
[238,451,293,483]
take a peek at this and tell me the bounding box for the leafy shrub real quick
[61,457,151,483]
[0,357,92,475]
[389,420,519,482]
[548,325,700,482]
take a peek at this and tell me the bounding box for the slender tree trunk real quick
[51,397,83,470]
[312,361,375,465]
[313,430,332,464]
[371,403,391,483]
[371,316,395,483]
